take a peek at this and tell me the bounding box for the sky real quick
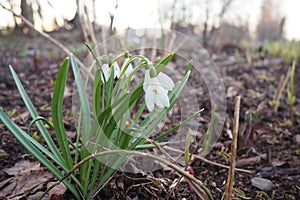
[282,0,300,40]
[0,0,299,40]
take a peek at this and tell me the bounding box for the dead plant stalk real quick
[224,95,241,200]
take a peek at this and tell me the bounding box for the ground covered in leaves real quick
[0,30,300,199]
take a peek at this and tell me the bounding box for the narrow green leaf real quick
[70,54,92,195]
[93,69,102,120]
[70,54,91,142]
[28,116,54,134]
[51,58,73,169]
[156,53,174,73]
[9,65,63,162]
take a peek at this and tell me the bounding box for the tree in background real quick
[19,0,33,34]
[202,0,234,46]
[157,0,235,46]
[256,0,285,42]
[210,21,250,46]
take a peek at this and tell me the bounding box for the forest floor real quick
[0,29,299,200]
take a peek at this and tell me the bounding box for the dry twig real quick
[224,95,241,200]
[273,68,291,112]
[163,146,253,174]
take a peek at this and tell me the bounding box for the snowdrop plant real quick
[0,48,210,199]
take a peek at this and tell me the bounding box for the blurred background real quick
[0,0,299,63]
[0,0,299,41]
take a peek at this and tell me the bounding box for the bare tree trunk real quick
[109,0,119,35]
[218,0,233,25]
[279,17,286,40]
[202,0,233,46]
[20,0,34,35]
[202,1,209,46]
[170,0,178,30]
[68,10,80,29]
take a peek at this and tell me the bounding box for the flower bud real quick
[144,61,153,70]
[149,67,157,78]
[124,51,130,58]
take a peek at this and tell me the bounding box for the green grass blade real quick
[51,58,73,169]
[9,65,63,162]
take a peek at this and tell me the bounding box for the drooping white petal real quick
[155,86,170,107]
[121,58,134,79]
[145,86,155,111]
[157,72,175,90]
[126,64,133,77]
[101,64,110,83]
[143,70,151,91]
[112,62,121,78]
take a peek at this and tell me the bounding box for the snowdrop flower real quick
[100,63,110,83]
[121,58,134,80]
[112,62,121,78]
[143,68,175,111]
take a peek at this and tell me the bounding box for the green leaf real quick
[9,65,63,162]
[70,54,92,196]
[28,116,54,134]
[70,54,91,142]
[93,69,102,120]
[156,53,174,73]
[51,58,73,169]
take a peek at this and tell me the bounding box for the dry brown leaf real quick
[0,160,66,200]
[3,160,40,176]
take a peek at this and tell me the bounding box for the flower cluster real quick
[100,57,133,83]
[100,54,174,112]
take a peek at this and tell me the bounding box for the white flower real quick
[121,58,134,79]
[143,70,175,111]
[100,63,110,83]
[112,62,121,78]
